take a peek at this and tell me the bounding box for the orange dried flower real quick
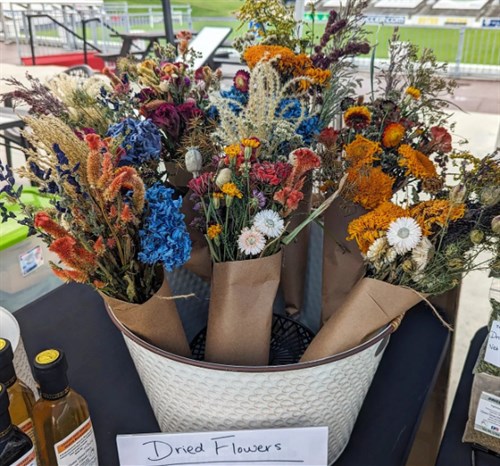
[93,236,105,255]
[347,201,408,253]
[120,203,134,223]
[382,122,406,148]
[344,135,381,168]
[242,45,312,76]
[207,224,222,239]
[93,279,106,289]
[52,266,88,284]
[34,212,68,239]
[410,200,466,236]
[346,166,395,210]
[398,144,438,180]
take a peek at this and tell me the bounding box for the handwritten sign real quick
[485,320,500,368]
[116,426,328,466]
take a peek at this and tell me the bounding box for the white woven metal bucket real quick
[0,307,38,396]
[107,306,391,463]
[106,226,392,462]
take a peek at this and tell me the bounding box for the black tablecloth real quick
[436,328,500,466]
[15,283,450,466]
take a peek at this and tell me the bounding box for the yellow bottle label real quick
[53,418,98,466]
[0,339,6,350]
[11,447,37,466]
[35,350,60,365]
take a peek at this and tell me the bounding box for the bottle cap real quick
[0,339,16,387]
[33,349,69,399]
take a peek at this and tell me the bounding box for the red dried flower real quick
[252,162,292,186]
[430,126,452,153]
[93,236,105,255]
[317,127,339,148]
[274,187,304,213]
[188,172,213,197]
[233,70,250,93]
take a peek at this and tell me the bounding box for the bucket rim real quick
[105,302,393,373]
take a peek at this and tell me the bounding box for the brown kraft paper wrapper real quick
[301,278,422,362]
[321,199,366,324]
[204,251,283,366]
[101,276,191,357]
[281,180,312,316]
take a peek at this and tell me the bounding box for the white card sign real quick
[116,426,328,466]
[485,320,500,368]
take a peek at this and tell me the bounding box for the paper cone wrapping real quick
[204,251,283,366]
[101,276,191,357]
[301,278,422,362]
[165,162,193,189]
[321,199,366,324]
[281,180,312,316]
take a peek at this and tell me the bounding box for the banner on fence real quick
[364,15,407,25]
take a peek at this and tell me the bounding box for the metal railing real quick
[26,14,101,65]
[2,6,499,79]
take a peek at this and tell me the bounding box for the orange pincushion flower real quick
[344,106,372,130]
[382,122,406,148]
[410,200,465,236]
[344,135,381,168]
[346,166,395,210]
[406,86,421,99]
[207,224,222,239]
[347,201,408,253]
[398,144,438,180]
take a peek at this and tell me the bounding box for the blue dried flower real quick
[276,98,302,120]
[139,184,191,271]
[107,118,161,166]
[220,86,248,115]
[297,115,321,145]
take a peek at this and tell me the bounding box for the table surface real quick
[436,328,500,466]
[15,283,450,466]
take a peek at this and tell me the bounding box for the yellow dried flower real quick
[207,224,222,240]
[241,138,261,149]
[406,86,421,99]
[470,230,485,244]
[221,182,243,199]
[224,144,241,159]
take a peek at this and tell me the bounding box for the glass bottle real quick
[31,349,97,466]
[0,383,37,466]
[0,339,36,444]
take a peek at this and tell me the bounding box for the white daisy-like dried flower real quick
[386,217,422,254]
[385,247,398,264]
[253,210,285,238]
[237,227,266,256]
[366,237,389,263]
[411,237,434,271]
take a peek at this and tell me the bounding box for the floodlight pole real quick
[161,0,176,45]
